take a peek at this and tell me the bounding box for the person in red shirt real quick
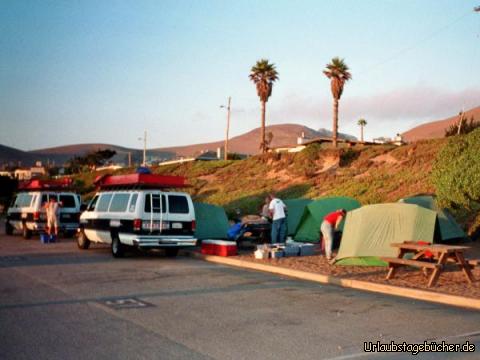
[321,209,347,261]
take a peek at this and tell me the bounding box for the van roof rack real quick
[18,178,73,191]
[94,173,189,190]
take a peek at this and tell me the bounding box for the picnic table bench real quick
[381,242,475,287]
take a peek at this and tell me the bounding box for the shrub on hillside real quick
[432,128,480,209]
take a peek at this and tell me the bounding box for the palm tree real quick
[323,57,352,147]
[249,59,279,153]
[357,118,367,143]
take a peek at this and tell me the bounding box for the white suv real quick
[6,191,81,238]
[77,174,197,258]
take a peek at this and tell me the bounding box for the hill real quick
[31,143,175,166]
[0,144,37,166]
[157,124,356,156]
[0,124,355,166]
[402,106,480,142]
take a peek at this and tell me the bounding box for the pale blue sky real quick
[1,0,479,150]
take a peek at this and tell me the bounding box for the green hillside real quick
[72,136,480,237]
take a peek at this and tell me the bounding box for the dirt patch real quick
[316,155,339,173]
[266,169,291,182]
[235,242,480,299]
[371,153,400,164]
[198,174,218,182]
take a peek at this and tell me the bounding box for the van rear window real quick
[144,194,166,213]
[15,194,33,207]
[168,195,189,214]
[59,195,76,208]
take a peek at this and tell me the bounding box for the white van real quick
[6,191,81,238]
[78,174,197,258]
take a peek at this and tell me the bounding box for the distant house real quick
[95,164,124,172]
[0,171,13,178]
[14,168,32,180]
[30,166,46,178]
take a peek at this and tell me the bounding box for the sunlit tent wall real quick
[294,197,361,242]
[399,195,466,241]
[335,203,438,266]
[193,202,229,240]
[283,199,312,237]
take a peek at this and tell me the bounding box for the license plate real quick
[171,222,183,229]
[142,221,169,230]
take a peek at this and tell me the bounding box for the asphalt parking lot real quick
[1,227,480,359]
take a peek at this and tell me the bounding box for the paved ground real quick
[1,227,480,359]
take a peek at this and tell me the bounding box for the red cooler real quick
[201,240,237,257]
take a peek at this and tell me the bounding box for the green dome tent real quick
[193,202,229,240]
[294,197,361,242]
[334,203,438,266]
[283,198,312,237]
[399,195,466,241]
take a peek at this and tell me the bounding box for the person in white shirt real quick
[45,197,60,237]
[268,193,287,243]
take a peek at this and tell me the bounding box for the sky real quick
[1,0,479,151]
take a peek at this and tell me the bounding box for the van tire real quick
[22,224,32,239]
[5,221,13,235]
[77,230,90,250]
[111,234,125,258]
[165,248,179,257]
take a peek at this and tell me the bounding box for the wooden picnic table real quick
[381,242,475,287]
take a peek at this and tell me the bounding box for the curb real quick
[189,252,480,311]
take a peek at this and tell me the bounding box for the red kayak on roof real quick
[93,173,188,189]
[18,178,73,191]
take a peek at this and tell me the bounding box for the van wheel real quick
[111,235,125,258]
[5,221,13,236]
[77,230,90,250]
[165,248,179,258]
[22,224,32,239]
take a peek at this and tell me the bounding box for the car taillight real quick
[191,220,196,232]
[33,212,40,221]
[133,219,142,232]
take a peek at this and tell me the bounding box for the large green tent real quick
[399,195,466,241]
[283,198,312,237]
[193,202,229,240]
[334,203,438,266]
[294,197,361,242]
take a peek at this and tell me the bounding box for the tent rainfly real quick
[399,195,466,241]
[193,202,229,240]
[294,197,361,242]
[334,203,438,266]
[283,198,312,237]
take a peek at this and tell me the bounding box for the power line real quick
[358,10,474,77]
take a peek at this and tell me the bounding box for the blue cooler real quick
[40,234,50,244]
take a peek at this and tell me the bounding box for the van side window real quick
[96,194,112,212]
[41,194,49,206]
[59,195,76,208]
[168,195,189,214]
[21,194,33,207]
[87,195,99,212]
[129,193,138,212]
[144,194,166,213]
[109,193,130,212]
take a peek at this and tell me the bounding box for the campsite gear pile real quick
[201,240,237,257]
[193,195,467,267]
[254,242,315,259]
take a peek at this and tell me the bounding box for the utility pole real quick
[143,130,147,166]
[224,97,231,161]
[128,152,132,168]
